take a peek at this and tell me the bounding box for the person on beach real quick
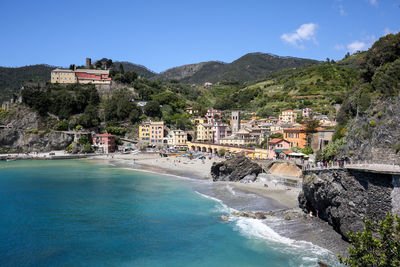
[309,211,313,217]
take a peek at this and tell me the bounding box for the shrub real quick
[106,126,127,136]
[75,125,82,132]
[369,120,377,127]
[82,144,94,154]
[54,121,69,131]
[377,112,382,118]
[301,146,313,155]
[65,144,73,152]
[338,213,400,266]
[269,133,283,139]
[218,149,226,157]
[78,135,90,146]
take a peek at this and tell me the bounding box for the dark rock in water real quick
[318,261,328,267]
[211,156,262,182]
[255,212,266,219]
[284,215,291,220]
[220,215,230,221]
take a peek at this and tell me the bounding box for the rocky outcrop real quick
[211,156,262,182]
[298,168,398,239]
[0,129,74,152]
[339,97,400,165]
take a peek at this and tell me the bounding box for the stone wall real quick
[298,168,398,239]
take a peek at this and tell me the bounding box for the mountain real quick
[154,53,319,84]
[113,61,156,79]
[0,64,53,103]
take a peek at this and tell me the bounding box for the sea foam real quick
[195,190,340,266]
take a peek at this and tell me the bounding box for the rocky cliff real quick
[211,156,262,182]
[298,168,400,239]
[0,105,74,153]
[0,129,74,152]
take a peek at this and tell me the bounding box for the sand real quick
[98,152,301,209]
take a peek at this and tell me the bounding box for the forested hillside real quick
[316,32,400,163]
[0,64,53,102]
[154,53,319,84]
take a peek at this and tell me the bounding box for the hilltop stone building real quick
[51,68,111,85]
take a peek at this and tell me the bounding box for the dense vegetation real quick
[154,52,319,84]
[21,84,101,129]
[338,213,400,266]
[0,64,53,102]
[317,32,400,161]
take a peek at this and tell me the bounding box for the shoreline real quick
[92,153,350,257]
[2,152,350,257]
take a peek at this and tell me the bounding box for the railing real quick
[303,160,400,173]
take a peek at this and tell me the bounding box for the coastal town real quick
[1,13,400,264]
[1,58,337,165]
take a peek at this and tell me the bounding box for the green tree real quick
[338,213,400,266]
[104,89,141,123]
[269,133,283,139]
[144,101,162,118]
[305,119,321,146]
[218,149,226,157]
[119,63,125,74]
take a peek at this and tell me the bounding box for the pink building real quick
[267,138,290,159]
[212,121,228,144]
[206,109,222,123]
[93,134,116,154]
[302,108,313,118]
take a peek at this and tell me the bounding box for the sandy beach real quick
[94,152,349,256]
[96,152,301,210]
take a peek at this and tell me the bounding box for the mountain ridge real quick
[153,52,320,84]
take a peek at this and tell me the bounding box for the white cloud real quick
[281,23,318,48]
[339,4,346,15]
[369,0,378,6]
[383,28,392,35]
[347,41,367,53]
[333,44,345,50]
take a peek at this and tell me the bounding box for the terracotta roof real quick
[268,138,290,144]
[75,69,109,74]
[96,133,114,137]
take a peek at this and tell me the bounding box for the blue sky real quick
[0,0,399,72]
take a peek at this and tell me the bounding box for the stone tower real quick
[86,58,92,69]
[231,111,240,135]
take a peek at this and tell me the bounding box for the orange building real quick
[283,127,307,148]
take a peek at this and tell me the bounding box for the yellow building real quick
[191,117,206,125]
[51,68,111,85]
[139,121,164,145]
[196,123,213,142]
[51,69,77,83]
[279,110,298,124]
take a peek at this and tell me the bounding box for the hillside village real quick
[1,57,337,162]
[1,32,399,167]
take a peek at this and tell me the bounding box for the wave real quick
[194,190,339,266]
[195,191,237,214]
[225,185,236,195]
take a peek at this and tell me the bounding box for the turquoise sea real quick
[0,160,340,266]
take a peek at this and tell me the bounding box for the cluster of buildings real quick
[134,107,336,160]
[50,58,112,85]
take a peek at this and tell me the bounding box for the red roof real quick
[268,138,290,144]
[96,134,114,137]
